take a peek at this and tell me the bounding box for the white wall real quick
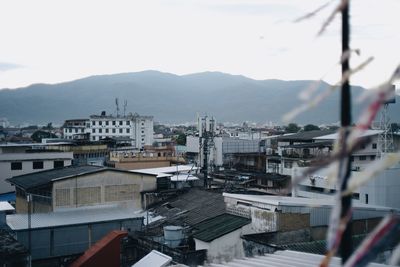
[195,227,247,264]
[0,152,73,194]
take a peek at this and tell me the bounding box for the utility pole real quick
[339,0,353,263]
[27,193,32,267]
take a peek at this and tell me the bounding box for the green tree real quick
[31,130,57,142]
[303,124,320,131]
[285,123,300,133]
[175,133,186,145]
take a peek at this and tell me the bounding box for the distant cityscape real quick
[0,102,399,266]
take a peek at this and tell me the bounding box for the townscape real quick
[1,1,400,267]
[1,106,399,266]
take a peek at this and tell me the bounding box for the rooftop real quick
[132,165,199,178]
[192,213,250,242]
[0,229,29,259]
[223,193,397,211]
[7,204,145,230]
[277,130,336,142]
[132,250,172,267]
[151,188,226,226]
[7,165,105,190]
[314,129,384,140]
[0,201,14,212]
[206,250,393,267]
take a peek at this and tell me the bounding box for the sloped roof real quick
[192,213,250,242]
[6,165,105,190]
[151,188,226,226]
[207,250,394,267]
[7,165,158,191]
[278,130,336,142]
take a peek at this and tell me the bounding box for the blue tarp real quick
[0,192,16,202]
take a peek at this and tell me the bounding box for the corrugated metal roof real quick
[277,130,336,142]
[192,214,250,242]
[152,189,226,226]
[0,201,14,211]
[223,193,397,211]
[6,165,154,191]
[132,250,172,267]
[7,165,104,190]
[132,165,198,177]
[206,250,395,267]
[314,129,384,140]
[7,204,145,230]
[170,174,199,182]
[0,229,28,258]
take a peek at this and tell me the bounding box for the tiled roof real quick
[192,213,250,242]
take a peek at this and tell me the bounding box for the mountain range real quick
[0,70,399,125]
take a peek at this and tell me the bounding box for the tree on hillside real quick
[303,124,320,131]
[285,123,300,133]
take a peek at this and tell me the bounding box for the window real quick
[99,121,102,126]
[126,128,130,133]
[365,194,369,204]
[75,128,78,133]
[141,130,144,134]
[106,121,109,126]
[81,129,84,133]
[119,129,123,133]
[119,121,123,125]
[350,156,354,162]
[92,129,95,133]
[372,143,377,149]
[370,155,376,160]
[359,156,366,161]
[54,160,64,168]
[69,128,72,133]
[92,136,96,141]
[126,121,130,125]
[11,162,22,170]
[99,129,102,133]
[112,129,116,133]
[284,161,293,169]
[361,144,366,149]
[112,121,116,125]
[105,129,109,133]
[92,121,95,126]
[33,161,44,169]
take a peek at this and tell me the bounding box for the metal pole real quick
[340,0,353,263]
[27,193,32,267]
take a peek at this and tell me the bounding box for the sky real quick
[0,0,399,89]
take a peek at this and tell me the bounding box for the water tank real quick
[163,225,184,248]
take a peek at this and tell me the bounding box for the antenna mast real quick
[115,98,120,117]
[123,100,127,117]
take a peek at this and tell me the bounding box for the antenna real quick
[123,100,127,117]
[115,98,120,117]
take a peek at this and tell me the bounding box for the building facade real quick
[0,144,73,194]
[62,112,154,149]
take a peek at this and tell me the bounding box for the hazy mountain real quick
[0,70,399,125]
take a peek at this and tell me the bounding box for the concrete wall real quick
[0,153,72,194]
[52,170,157,211]
[195,227,247,264]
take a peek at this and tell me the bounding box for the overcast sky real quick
[0,0,399,89]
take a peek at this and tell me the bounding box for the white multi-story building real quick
[283,130,400,209]
[62,112,154,149]
[0,143,73,194]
